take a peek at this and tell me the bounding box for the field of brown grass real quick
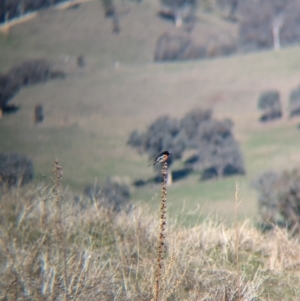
[1,0,300,221]
[1,167,300,300]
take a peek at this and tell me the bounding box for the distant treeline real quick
[0,59,66,112]
[0,0,69,23]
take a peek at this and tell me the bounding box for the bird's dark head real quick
[163,151,170,156]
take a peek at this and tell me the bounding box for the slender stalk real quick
[154,161,168,301]
[235,181,241,301]
[52,159,69,301]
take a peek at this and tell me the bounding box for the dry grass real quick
[1,165,300,300]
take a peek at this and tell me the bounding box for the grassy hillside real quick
[1,0,300,220]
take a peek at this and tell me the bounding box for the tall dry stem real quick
[154,161,168,301]
[52,159,69,301]
[235,181,241,301]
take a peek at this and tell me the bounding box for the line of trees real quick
[128,108,245,184]
[0,59,66,115]
[156,0,300,61]
[0,0,71,23]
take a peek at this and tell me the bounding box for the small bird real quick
[148,151,170,166]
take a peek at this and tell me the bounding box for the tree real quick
[191,118,245,178]
[239,0,298,51]
[0,73,21,113]
[101,0,115,17]
[34,104,44,124]
[128,108,245,183]
[101,0,121,34]
[160,0,196,28]
[289,85,300,118]
[180,108,212,143]
[128,116,188,184]
[258,90,282,122]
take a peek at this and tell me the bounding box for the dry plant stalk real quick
[52,159,69,301]
[154,161,168,301]
[235,181,241,301]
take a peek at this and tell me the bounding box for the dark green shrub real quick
[0,152,34,187]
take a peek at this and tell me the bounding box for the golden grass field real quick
[1,0,300,223]
[0,168,300,300]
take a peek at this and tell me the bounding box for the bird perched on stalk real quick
[148,151,170,166]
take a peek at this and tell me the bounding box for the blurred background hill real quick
[1,0,300,222]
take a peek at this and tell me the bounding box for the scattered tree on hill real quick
[254,168,300,234]
[180,109,245,178]
[258,90,282,122]
[128,108,245,183]
[112,11,120,34]
[289,85,300,118]
[34,104,44,124]
[239,0,300,51]
[101,0,115,17]
[0,152,34,188]
[101,0,120,34]
[128,116,188,184]
[159,0,196,28]
[190,118,245,178]
[77,55,85,69]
